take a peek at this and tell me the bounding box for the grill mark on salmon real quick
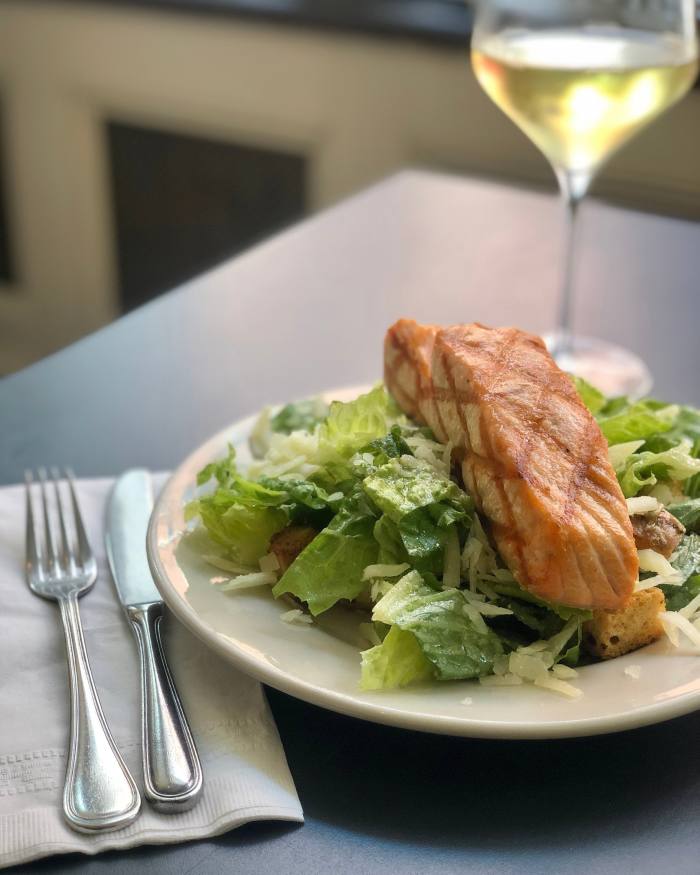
[384,318,638,610]
[476,329,531,584]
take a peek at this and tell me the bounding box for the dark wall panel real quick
[0,103,14,284]
[107,121,307,312]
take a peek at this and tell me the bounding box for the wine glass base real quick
[543,333,653,399]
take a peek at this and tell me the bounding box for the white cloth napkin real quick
[0,477,303,869]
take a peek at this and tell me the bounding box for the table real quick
[3,170,700,874]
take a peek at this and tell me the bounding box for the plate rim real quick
[146,387,700,740]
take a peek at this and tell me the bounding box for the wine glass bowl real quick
[470,0,698,397]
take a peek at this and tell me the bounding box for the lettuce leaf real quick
[360,626,434,690]
[319,385,402,464]
[645,406,700,497]
[643,405,700,453]
[372,572,503,679]
[490,579,591,623]
[361,426,412,465]
[373,515,408,565]
[616,440,700,497]
[571,375,606,415]
[668,499,700,533]
[190,447,346,561]
[597,400,678,445]
[257,476,340,528]
[669,534,700,582]
[662,535,700,611]
[662,575,700,613]
[362,457,469,521]
[187,447,290,563]
[363,458,472,575]
[272,504,378,614]
[270,398,329,434]
[192,502,287,566]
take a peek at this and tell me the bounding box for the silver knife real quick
[106,469,203,813]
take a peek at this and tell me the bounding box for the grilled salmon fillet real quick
[385,318,638,610]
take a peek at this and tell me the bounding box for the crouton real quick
[269,525,317,573]
[584,587,666,660]
[631,508,685,558]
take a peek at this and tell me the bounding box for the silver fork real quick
[25,468,141,833]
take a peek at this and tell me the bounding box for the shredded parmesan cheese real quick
[463,603,489,634]
[679,593,700,619]
[204,555,255,575]
[626,496,661,516]
[533,676,582,698]
[370,579,394,603]
[660,611,700,649]
[220,571,277,592]
[258,553,280,573]
[635,549,684,590]
[479,673,524,687]
[442,526,461,590]
[362,563,410,581]
[280,608,313,626]
[552,664,578,680]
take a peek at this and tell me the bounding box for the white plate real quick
[147,386,700,739]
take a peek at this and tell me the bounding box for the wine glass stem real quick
[553,168,588,358]
[557,193,579,355]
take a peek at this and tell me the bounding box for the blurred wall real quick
[0,0,699,374]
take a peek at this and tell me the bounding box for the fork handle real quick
[127,603,203,812]
[59,594,141,832]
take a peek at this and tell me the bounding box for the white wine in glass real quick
[471,1,699,397]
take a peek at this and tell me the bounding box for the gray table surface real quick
[2,169,700,874]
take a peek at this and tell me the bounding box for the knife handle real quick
[126,603,203,813]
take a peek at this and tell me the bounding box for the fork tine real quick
[38,467,60,577]
[65,468,93,567]
[51,466,75,574]
[25,470,43,581]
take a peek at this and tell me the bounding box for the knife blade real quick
[106,469,203,813]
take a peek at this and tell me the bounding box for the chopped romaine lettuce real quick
[571,375,606,415]
[272,504,378,615]
[497,598,570,641]
[597,400,678,445]
[490,579,591,623]
[668,498,700,533]
[270,398,329,434]
[644,405,700,453]
[669,534,700,582]
[616,439,700,497]
[646,405,700,497]
[257,476,340,528]
[360,426,412,465]
[189,447,341,562]
[360,626,434,690]
[362,456,469,521]
[398,507,468,576]
[662,575,700,613]
[372,571,503,679]
[362,456,472,575]
[663,535,700,611]
[191,502,287,566]
[186,447,289,564]
[373,515,409,566]
[319,385,403,465]
[397,508,445,574]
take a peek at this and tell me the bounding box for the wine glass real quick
[471,0,698,397]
